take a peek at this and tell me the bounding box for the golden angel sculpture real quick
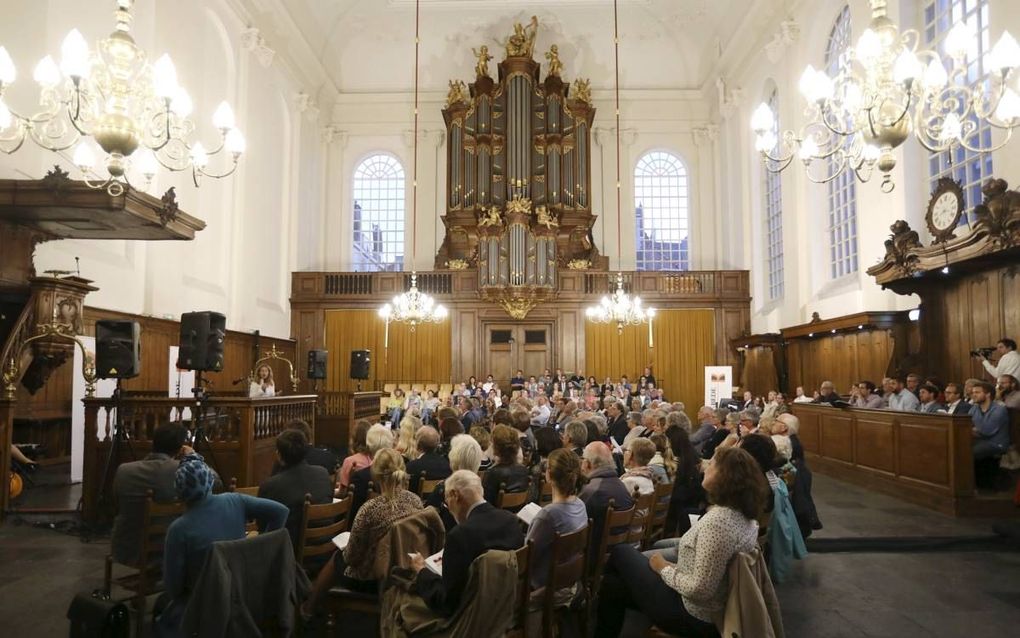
[446,80,468,107]
[506,16,539,57]
[535,205,559,229]
[545,45,563,77]
[478,206,503,227]
[471,45,492,78]
[572,78,592,103]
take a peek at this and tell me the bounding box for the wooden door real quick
[484,323,552,386]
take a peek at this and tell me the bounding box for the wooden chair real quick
[497,480,531,511]
[296,493,352,576]
[103,491,185,637]
[417,474,444,499]
[538,477,553,506]
[588,500,636,604]
[644,482,673,548]
[536,525,591,638]
[505,542,533,638]
[627,490,657,546]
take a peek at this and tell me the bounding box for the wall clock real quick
[925,177,964,243]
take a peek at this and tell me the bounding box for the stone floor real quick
[1,467,1018,637]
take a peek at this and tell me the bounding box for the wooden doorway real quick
[484,323,552,386]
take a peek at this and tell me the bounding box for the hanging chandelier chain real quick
[411,0,420,265]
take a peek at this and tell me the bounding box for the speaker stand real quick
[92,379,136,530]
[190,371,222,479]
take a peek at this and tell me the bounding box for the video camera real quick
[970,347,995,358]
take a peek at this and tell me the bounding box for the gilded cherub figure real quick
[572,78,592,103]
[471,45,492,78]
[545,45,563,77]
[478,206,503,227]
[446,80,467,108]
[506,15,539,57]
[535,204,559,229]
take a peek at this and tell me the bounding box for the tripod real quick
[187,371,222,478]
[92,379,137,529]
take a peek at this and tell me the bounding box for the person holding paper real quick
[524,448,588,589]
[411,470,524,616]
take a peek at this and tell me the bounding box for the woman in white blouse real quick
[594,446,770,637]
[249,364,275,397]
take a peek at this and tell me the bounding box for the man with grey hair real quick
[562,420,588,457]
[690,406,717,453]
[530,394,551,426]
[579,442,634,559]
[814,380,841,405]
[412,470,524,616]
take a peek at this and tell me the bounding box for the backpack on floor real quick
[67,590,129,638]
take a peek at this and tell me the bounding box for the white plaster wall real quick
[719,0,1020,333]
[0,0,327,339]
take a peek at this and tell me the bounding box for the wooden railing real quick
[82,394,316,523]
[0,291,35,396]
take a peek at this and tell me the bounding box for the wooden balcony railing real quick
[82,394,316,523]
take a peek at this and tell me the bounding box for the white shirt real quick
[249,382,274,398]
[531,403,550,426]
[983,350,1020,381]
[793,395,813,404]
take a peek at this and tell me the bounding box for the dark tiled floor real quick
[1,470,1019,637]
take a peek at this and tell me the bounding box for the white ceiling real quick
[280,0,747,93]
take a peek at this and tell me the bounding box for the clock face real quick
[931,191,959,230]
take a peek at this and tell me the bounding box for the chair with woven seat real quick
[103,491,185,637]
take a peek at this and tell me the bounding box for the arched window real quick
[924,0,992,224]
[352,155,405,272]
[634,151,689,271]
[763,88,784,300]
[825,5,858,279]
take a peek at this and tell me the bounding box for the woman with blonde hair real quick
[396,415,423,459]
[304,448,423,614]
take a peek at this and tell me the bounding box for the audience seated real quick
[257,428,333,547]
[562,420,588,457]
[664,426,705,537]
[304,448,423,615]
[396,414,423,459]
[606,399,629,444]
[337,419,372,492]
[917,383,945,413]
[851,381,885,409]
[111,422,199,566]
[997,374,1020,409]
[481,424,530,505]
[970,381,1011,461]
[155,454,287,637]
[525,448,589,590]
[647,432,673,484]
[691,406,718,454]
[350,423,398,516]
[427,434,483,530]
[439,416,466,457]
[468,425,493,471]
[595,446,768,638]
[944,382,970,415]
[813,380,841,405]
[405,426,452,494]
[886,376,920,411]
[411,470,525,616]
[621,438,658,496]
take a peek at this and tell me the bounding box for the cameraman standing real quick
[975,338,1020,381]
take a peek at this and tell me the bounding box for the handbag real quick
[66,590,129,638]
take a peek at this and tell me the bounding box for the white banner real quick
[704,366,733,408]
[71,337,117,483]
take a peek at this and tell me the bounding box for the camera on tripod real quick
[971,347,995,358]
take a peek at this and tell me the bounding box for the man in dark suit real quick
[405,426,451,494]
[411,470,524,616]
[258,428,333,546]
[945,382,971,415]
[606,399,629,444]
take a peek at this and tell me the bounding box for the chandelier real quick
[585,0,656,340]
[0,0,245,196]
[751,0,1020,192]
[377,0,447,344]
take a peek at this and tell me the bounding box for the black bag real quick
[67,590,129,638]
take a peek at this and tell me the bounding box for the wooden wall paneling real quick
[558,310,581,374]
[455,309,478,382]
[896,421,949,487]
[819,413,854,463]
[854,416,896,474]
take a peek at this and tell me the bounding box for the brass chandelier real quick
[585,0,656,337]
[378,0,447,344]
[751,0,1020,192]
[0,0,245,196]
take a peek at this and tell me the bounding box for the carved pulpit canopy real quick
[437,17,606,318]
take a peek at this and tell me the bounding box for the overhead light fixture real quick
[378,0,447,346]
[585,0,656,342]
[0,0,244,195]
[908,309,921,321]
[751,0,1019,192]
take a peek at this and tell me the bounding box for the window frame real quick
[351,153,407,273]
[633,150,691,272]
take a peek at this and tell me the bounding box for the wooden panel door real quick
[483,324,553,385]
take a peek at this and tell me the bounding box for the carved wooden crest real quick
[973,178,1020,250]
[157,187,179,227]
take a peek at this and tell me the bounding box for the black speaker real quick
[177,311,226,372]
[307,349,328,380]
[95,320,140,379]
[350,349,370,380]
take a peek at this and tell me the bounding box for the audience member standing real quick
[977,338,1020,381]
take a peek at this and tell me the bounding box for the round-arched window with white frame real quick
[634,151,690,271]
[352,154,405,272]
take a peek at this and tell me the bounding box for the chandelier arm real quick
[762,153,795,173]
[817,105,859,138]
[25,124,80,153]
[957,127,1013,154]
[802,151,849,184]
[142,107,175,153]
[0,129,29,155]
[193,158,240,181]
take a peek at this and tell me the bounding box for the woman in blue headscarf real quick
[154,453,288,637]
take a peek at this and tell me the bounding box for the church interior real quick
[1,0,1020,636]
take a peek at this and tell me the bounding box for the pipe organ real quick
[438,18,606,318]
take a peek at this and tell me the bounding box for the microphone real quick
[232,378,246,385]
